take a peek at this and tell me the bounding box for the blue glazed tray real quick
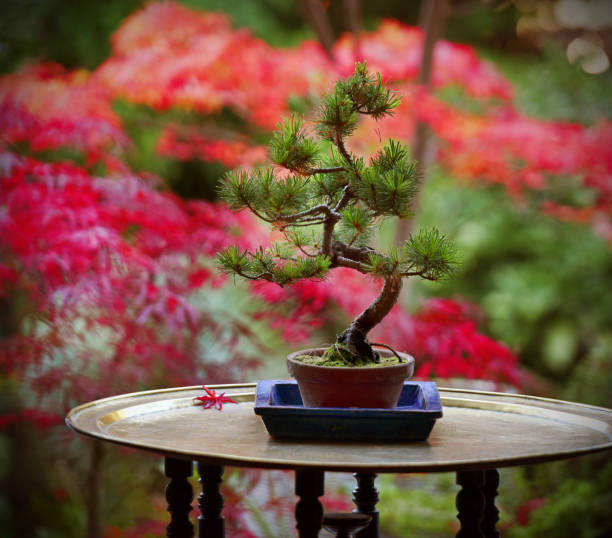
[254,380,442,441]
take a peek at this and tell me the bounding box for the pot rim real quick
[287,346,415,371]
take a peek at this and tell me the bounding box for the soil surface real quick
[293,345,405,367]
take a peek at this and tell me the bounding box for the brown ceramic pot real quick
[286,347,415,408]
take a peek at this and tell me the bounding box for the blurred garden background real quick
[1,0,611,536]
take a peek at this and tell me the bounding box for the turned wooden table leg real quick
[481,469,500,538]
[456,470,485,538]
[196,463,225,538]
[164,457,194,538]
[353,472,380,538]
[295,469,325,538]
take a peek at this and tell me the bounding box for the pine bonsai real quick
[218,63,457,365]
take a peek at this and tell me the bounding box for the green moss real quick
[293,344,404,367]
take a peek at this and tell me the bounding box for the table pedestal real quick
[164,457,194,538]
[456,469,500,538]
[353,473,379,538]
[197,463,225,538]
[164,458,501,538]
[295,469,325,537]
[164,458,226,538]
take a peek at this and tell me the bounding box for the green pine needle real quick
[216,245,250,276]
[316,91,358,141]
[371,139,409,172]
[270,116,318,173]
[352,160,418,218]
[403,228,458,280]
[339,206,375,245]
[217,170,258,212]
[217,244,330,286]
[265,175,311,217]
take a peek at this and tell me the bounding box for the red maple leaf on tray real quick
[193,386,237,411]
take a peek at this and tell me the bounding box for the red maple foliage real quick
[194,386,237,410]
[332,20,513,100]
[3,2,608,243]
[0,150,273,413]
[0,63,126,166]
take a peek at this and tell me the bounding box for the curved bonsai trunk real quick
[339,275,402,360]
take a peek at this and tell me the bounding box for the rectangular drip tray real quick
[254,380,442,441]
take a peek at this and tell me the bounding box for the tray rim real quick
[254,380,443,418]
[65,383,612,473]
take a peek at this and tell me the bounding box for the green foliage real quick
[219,64,453,292]
[0,0,143,73]
[377,474,458,537]
[312,167,350,201]
[335,63,402,119]
[189,275,293,379]
[403,228,458,280]
[316,62,400,141]
[316,90,360,141]
[355,162,419,218]
[338,206,374,246]
[270,116,318,173]
[373,250,401,276]
[218,169,311,220]
[217,245,251,276]
[217,245,330,286]
[347,139,419,218]
[371,138,410,172]
[508,462,612,538]
[284,228,317,250]
[481,45,612,125]
[267,174,313,216]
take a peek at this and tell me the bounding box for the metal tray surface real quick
[66,383,612,473]
[254,380,442,441]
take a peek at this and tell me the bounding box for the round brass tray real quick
[66,384,612,473]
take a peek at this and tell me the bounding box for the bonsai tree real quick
[218,63,456,365]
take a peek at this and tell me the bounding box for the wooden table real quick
[66,383,612,538]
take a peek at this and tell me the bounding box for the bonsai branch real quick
[335,130,353,165]
[334,184,353,213]
[243,202,276,224]
[333,256,370,273]
[236,270,275,281]
[308,166,345,174]
[295,245,317,258]
[400,270,437,281]
[333,242,376,263]
[281,219,327,228]
[322,220,334,256]
[284,204,335,222]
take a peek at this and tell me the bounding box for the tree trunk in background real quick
[396,0,451,245]
[344,0,362,59]
[298,0,336,60]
